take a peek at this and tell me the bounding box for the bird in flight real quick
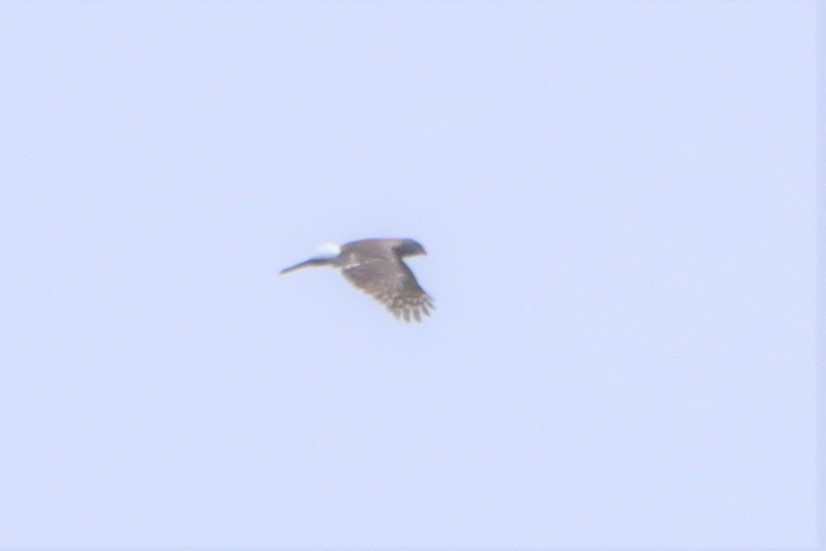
[281,238,434,322]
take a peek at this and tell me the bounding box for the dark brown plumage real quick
[280,238,434,322]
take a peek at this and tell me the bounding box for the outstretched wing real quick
[280,257,334,274]
[341,258,434,322]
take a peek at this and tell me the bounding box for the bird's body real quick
[281,238,434,322]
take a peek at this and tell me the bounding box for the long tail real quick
[280,257,335,274]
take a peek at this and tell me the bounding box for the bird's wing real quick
[341,258,434,322]
[280,257,334,274]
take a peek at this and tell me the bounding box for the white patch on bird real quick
[316,242,341,258]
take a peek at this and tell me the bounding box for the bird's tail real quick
[280,257,335,274]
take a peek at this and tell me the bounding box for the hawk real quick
[281,238,434,322]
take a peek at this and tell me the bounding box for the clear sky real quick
[0,1,818,548]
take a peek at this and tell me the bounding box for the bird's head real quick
[396,239,427,258]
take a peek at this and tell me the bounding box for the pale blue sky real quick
[0,1,818,548]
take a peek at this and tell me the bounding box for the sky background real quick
[0,1,818,548]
